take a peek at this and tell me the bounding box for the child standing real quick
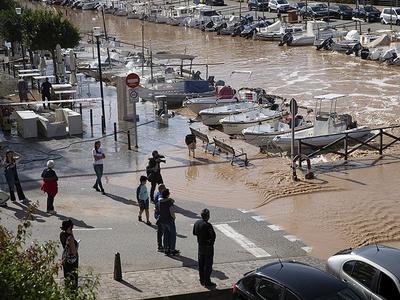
[136,175,151,225]
[41,160,58,215]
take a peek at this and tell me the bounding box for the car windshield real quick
[297,3,305,8]
[277,0,288,4]
[396,8,400,14]
[311,6,325,12]
[339,5,352,11]
[314,287,364,300]
[364,6,378,12]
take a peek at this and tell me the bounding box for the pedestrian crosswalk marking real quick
[237,208,253,213]
[284,235,299,242]
[74,227,112,231]
[267,225,283,231]
[215,224,271,258]
[252,216,266,222]
[301,246,313,253]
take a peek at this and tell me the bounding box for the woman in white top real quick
[92,141,105,194]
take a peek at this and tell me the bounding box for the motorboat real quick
[167,5,197,26]
[242,116,313,146]
[273,94,370,150]
[219,106,285,135]
[254,20,303,41]
[199,102,262,126]
[81,0,97,10]
[186,6,220,29]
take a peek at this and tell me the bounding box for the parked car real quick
[205,0,225,6]
[330,4,353,20]
[298,4,329,19]
[290,2,306,12]
[233,260,365,300]
[268,0,291,13]
[380,7,400,25]
[353,5,381,23]
[327,245,400,300]
[248,0,268,12]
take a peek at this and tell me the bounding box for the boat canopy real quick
[153,52,196,60]
[314,93,346,100]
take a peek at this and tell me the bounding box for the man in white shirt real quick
[92,141,105,194]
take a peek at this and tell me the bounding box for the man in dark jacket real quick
[146,150,165,203]
[193,208,216,287]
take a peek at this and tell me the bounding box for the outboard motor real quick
[279,32,293,46]
[346,43,361,56]
[360,48,370,60]
[316,37,333,51]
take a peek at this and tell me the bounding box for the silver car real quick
[326,245,400,300]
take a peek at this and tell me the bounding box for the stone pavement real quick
[97,256,324,300]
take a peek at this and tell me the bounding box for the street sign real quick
[126,73,140,89]
[129,88,139,103]
[289,98,298,116]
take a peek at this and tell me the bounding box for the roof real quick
[353,245,400,279]
[256,261,346,298]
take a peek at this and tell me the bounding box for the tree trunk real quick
[51,49,59,84]
[28,49,34,68]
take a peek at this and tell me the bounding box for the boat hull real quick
[221,114,283,135]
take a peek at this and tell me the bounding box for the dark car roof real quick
[256,261,347,299]
[352,245,400,279]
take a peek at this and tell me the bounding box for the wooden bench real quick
[212,138,249,166]
[190,127,214,152]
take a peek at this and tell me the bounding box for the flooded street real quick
[37,5,400,258]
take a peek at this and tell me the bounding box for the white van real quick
[380,7,400,25]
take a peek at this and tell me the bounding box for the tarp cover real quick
[178,80,212,93]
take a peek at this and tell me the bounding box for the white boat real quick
[243,117,313,146]
[273,94,370,150]
[167,5,197,26]
[254,20,303,41]
[186,5,220,28]
[199,102,261,126]
[219,107,285,135]
[81,1,97,10]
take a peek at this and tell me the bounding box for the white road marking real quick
[191,220,239,226]
[252,216,266,222]
[215,224,271,258]
[267,225,283,231]
[284,235,300,242]
[301,246,313,253]
[74,227,113,231]
[237,208,253,213]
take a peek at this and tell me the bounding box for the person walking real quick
[193,208,216,287]
[136,175,151,225]
[17,79,29,102]
[154,184,166,252]
[92,141,105,194]
[159,189,179,256]
[41,77,52,108]
[41,160,58,215]
[60,219,79,291]
[146,150,165,202]
[2,150,27,205]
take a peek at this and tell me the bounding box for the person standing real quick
[2,150,27,205]
[41,160,58,215]
[136,175,151,225]
[92,141,105,194]
[60,219,79,291]
[41,77,52,108]
[17,79,29,102]
[193,208,216,287]
[159,189,179,256]
[146,150,166,202]
[154,184,166,252]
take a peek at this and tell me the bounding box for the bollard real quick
[113,252,122,282]
[89,109,93,128]
[127,130,131,150]
[113,122,117,141]
[7,63,10,74]
[79,103,82,116]
[12,65,16,78]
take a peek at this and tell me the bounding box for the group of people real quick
[0,143,217,290]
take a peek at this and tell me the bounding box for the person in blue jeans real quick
[158,189,180,256]
[154,184,166,252]
[92,141,105,195]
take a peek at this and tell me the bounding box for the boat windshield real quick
[202,10,219,17]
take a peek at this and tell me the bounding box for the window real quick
[377,272,400,300]
[343,260,355,275]
[351,261,378,289]
[256,279,284,300]
[285,290,300,300]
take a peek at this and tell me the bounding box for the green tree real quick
[0,210,99,300]
[0,9,23,57]
[0,0,15,11]
[24,9,80,81]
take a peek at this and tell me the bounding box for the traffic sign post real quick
[290,98,298,181]
[126,73,140,148]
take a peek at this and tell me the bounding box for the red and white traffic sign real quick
[126,73,140,89]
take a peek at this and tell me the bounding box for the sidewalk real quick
[97,256,324,300]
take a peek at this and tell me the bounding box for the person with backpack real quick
[146,150,166,203]
[2,150,27,205]
[41,160,58,215]
[136,175,151,225]
[60,219,79,291]
[154,184,166,252]
[159,189,179,256]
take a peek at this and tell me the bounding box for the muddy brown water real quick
[34,4,400,258]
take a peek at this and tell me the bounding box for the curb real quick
[144,288,232,300]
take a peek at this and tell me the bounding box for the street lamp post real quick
[15,7,25,69]
[93,27,106,134]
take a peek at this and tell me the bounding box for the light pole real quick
[93,27,106,134]
[15,7,25,69]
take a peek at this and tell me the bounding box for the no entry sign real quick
[126,73,140,89]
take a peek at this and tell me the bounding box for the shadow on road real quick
[175,205,200,219]
[106,193,138,206]
[119,280,143,293]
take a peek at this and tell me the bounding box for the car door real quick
[342,260,379,299]
[376,271,400,300]
[255,278,285,300]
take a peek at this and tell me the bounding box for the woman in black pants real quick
[2,150,27,205]
[60,219,79,291]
